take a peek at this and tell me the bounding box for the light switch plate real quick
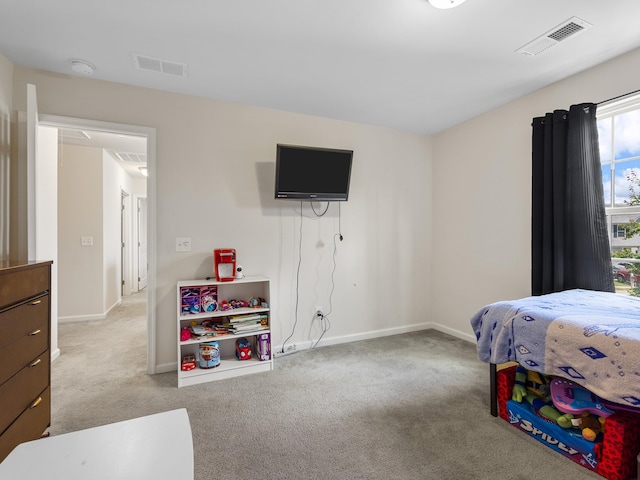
[176,237,192,252]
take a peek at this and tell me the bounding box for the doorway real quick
[38,114,157,374]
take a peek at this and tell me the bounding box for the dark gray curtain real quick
[531,103,614,295]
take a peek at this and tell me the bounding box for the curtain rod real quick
[597,88,640,105]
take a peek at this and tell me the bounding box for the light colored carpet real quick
[50,293,603,480]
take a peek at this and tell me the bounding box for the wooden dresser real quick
[0,261,52,462]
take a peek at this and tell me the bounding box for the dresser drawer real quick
[0,296,49,386]
[0,294,49,348]
[0,387,50,463]
[0,351,49,435]
[0,263,50,308]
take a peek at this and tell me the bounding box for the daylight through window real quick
[597,93,640,295]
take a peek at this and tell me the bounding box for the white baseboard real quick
[430,323,476,344]
[51,347,61,363]
[58,299,122,324]
[271,322,475,358]
[159,323,476,373]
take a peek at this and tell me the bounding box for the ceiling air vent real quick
[59,128,91,140]
[132,53,188,77]
[110,150,147,164]
[516,17,593,56]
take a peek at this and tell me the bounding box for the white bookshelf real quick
[176,276,273,387]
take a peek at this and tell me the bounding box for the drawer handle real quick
[30,299,42,306]
[29,329,42,336]
[31,397,43,409]
[30,358,42,368]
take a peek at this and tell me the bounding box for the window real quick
[613,224,627,238]
[597,93,640,294]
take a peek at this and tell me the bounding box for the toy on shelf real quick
[200,286,218,312]
[236,338,252,361]
[180,327,191,342]
[219,299,249,311]
[255,332,271,361]
[198,341,221,369]
[181,354,196,371]
[180,285,218,315]
[248,296,268,308]
[180,288,201,314]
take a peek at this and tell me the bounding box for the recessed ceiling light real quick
[70,59,95,75]
[428,0,467,9]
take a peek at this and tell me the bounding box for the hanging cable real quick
[281,201,304,353]
[312,232,340,348]
[310,201,330,216]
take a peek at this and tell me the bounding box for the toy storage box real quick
[497,366,640,480]
[255,333,271,361]
[180,286,218,314]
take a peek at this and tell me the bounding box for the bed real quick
[470,288,640,416]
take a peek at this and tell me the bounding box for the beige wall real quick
[57,145,137,320]
[11,67,433,371]
[58,144,104,318]
[431,46,640,339]
[11,44,640,373]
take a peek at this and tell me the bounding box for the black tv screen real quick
[275,144,353,201]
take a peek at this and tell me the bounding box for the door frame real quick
[39,114,158,375]
[134,194,148,292]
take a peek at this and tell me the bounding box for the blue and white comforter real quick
[470,289,640,407]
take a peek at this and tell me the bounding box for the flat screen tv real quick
[275,144,353,201]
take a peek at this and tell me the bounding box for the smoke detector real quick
[70,59,95,75]
[516,17,593,56]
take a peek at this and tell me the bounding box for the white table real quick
[0,409,194,480]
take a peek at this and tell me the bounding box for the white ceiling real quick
[2,0,640,136]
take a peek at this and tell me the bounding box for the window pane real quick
[614,159,640,206]
[598,117,612,163]
[602,165,612,206]
[613,109,640,161]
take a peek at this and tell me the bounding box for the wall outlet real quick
[81,236,94,247]
[315,306,323,317]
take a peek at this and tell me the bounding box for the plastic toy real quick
[512,365,574,428]
[236,337,252,361]
[248,296,268,308]
[180,327,191,342]
[220,299,249,310]
[181,354,196,371]
[550,378,614,418]
[180,288,201,314]
[198,341,221,368]
[201,295,217,312]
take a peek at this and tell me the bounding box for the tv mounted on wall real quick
[274,144,353,201]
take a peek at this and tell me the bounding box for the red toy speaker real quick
[214,248,236,282]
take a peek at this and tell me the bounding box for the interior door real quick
[137,197,148,291]
[121,190,130,296]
